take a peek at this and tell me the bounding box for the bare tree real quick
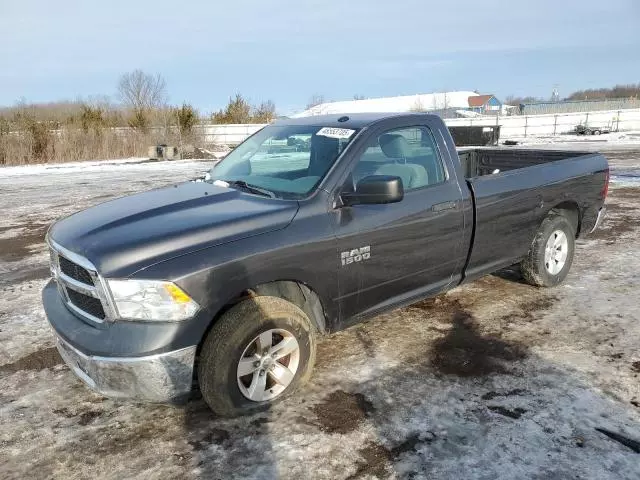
[504,95,542,106]
[566,83,640,100]
[117,70,167,111]
[117,70,167,132]
[306,94,325,110]
[410,97,426,112]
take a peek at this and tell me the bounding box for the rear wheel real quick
[521,213,576,287]
[198,296,316,417]
[593,129,601,136]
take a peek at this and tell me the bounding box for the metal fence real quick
[445,108,640,138]
[517,98,640,115]
[193,124,265,145]
[182,108,640,146]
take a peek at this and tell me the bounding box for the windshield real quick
[209,125,359,199]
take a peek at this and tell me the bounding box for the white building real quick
[293,91,481,117]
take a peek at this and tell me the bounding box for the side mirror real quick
[341,175,404,206]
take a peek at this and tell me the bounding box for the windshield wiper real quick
[222,180,276,198]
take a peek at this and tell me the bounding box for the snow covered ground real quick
[1,144,639,479]
[292,91,479,118]
[509,131,640,148]
[514,139,640,187]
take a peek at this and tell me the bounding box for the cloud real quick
[362,59,453,80]
[0,0,638,106]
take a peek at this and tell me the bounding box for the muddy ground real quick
[1,147,639,479]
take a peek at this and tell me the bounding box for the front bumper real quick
[43,280,199,402]
[54,333,196,402]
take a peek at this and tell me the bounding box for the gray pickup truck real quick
[43,113,608,416]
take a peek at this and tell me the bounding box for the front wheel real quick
[521,214,576,287]
[198,296,316,417]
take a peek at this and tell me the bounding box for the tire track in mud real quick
[300,286,560,479]
[590,195,640,243]
[307,285,556,436]
[0,222,50,262]
[427,307,528,377]
[0,347,62,375]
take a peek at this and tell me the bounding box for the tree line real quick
[0,70,277,165]
[505,83,640,105]
[0,70,277,134]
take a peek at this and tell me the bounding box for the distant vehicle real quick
[575,124,611,136]
[43,113,609,416]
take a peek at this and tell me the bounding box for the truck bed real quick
[458,147,608,282]
[458,148,591,178]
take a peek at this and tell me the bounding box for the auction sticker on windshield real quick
[316,127,356,139]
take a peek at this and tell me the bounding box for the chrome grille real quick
[58,255,94,286]
[66,289,106,319]
[48,240,115,325]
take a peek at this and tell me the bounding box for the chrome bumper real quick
[55,335,196,402]
[590,206,607,233]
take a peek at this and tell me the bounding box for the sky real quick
[1,0,639,115]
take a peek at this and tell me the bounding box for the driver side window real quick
[352,126,446,191]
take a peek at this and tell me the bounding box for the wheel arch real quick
[548,201,581,236]
[198,279,328,351]
[246,280,328,334]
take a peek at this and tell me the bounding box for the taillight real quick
[601,168,609,199]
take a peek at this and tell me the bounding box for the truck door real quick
[330,121,467,324]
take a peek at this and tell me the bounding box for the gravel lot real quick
[1,144,640,479]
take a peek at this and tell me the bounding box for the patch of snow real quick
[611,175,640,186]
[455,109,484,118]
[293,91,480,117]
[505,131,640,147]
[0,157,147,177]
[0,157,214,178]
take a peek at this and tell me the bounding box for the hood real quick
[49,182,299,277]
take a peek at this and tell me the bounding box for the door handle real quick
[432,201,458,212]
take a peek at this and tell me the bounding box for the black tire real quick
[521,213,576,287]
[593,130,601,136]
[198,296,316,417]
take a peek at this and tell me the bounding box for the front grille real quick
[59,255,94,286]
[67,289,106,320]
[49,241,111,324]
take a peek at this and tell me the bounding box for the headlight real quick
[107,279,199,321]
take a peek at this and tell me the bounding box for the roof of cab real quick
[273,112,439,129]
